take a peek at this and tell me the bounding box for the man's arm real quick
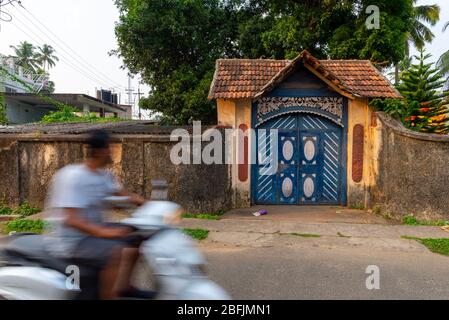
[113,190,146,206]
[64,208,131,239]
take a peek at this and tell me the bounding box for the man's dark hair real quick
[86,129,110,152]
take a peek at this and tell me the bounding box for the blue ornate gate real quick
[253,113,345,205]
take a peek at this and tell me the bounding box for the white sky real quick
[0,0,448,104]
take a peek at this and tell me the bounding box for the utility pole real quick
[133,82,142,120]
[126,75,133,104]
[137,84,142,120]
[125,74,135,118]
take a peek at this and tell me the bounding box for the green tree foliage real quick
[9,41,39,72]
[0,92,7,125]
[9,42,59,73]
[35,44,59,72]
[114,0,236,124]
[408,1,440,52]
[370,98,411,122]
[8,42,58,93]
[328,0,413,65]
[392,1,440,85]
[113,0,416,124]
[41,105,124,124]
[397,50,449,134]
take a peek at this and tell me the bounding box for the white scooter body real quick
[0,200,230,300]
[0,267,74,300]
[122,201,230,300]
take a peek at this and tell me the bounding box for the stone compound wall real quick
[371,113,449,220]
[0,133,232,214]
[2,115,449,220]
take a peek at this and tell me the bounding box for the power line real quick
[7,13,119,91]
[8,14,113,90]
[9,5,126,91]
[0,0,21,7]
[15,4,126,90]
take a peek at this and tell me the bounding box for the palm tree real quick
[437,22,449,87]
[395,1,440,85]
[35,44,59,72]
[9,41,39,72]
[408,1,440,52]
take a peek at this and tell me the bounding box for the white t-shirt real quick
[44,164,121,257]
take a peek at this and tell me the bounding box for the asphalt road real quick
[201,243,449,300]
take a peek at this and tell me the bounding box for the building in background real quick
[0,54,49,93]
[96,89,132,119]
[4,93,128,124]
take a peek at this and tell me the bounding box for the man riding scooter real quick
[45,129,150,300]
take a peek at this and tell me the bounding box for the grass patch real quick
[182,228,209,240]
[215,209,226,216]
[182,213,220,220]
[381,212,394,220]
[282,232,321,238]
[0,221,7,234]
[5,219,49,234]
[402,236,449,256]
[0,204,13,215]
[402,215,449,226]
[0,202,39,217]
[13,202,40,217]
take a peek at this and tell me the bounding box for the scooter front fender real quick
[0,267,73,300]
[178,279,231,300]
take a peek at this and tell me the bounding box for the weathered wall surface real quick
[371,113,449,220]
[6,99,51,125]
[0,133,232,214]
[216,98,252,208]
[347,98,380,209]
[0,138,19,206]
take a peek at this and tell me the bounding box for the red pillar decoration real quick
[352,124,364,183]
[238,124,249,182]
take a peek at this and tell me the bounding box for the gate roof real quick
[208,50,402,100]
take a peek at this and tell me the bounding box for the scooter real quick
[0,199,230,300]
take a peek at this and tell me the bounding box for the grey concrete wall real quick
[0,133,232,214]
[0,138,20,206]
[6,99,51,124]
[372,113,449,220]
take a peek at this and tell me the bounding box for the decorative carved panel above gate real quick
[255,97,344,125]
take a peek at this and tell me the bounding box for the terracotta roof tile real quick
[208,55,401,99]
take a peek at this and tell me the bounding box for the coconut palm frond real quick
[413,4,440,26]
[410,20,435,49]
[437,50,449,76]
[443,21,449,32]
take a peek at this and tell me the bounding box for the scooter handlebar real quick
[103,196,132,204]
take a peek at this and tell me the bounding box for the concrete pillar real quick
[83,104,90,114]
[150,179,168,200]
